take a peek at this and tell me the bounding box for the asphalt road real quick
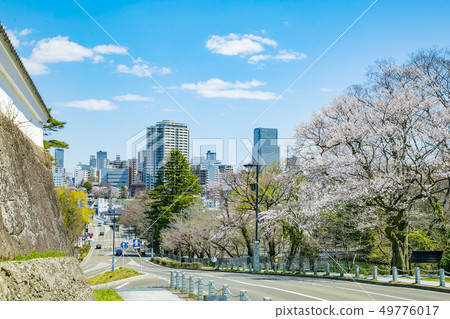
[81,219,450,301]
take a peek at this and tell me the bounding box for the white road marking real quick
[298,281,415,301]
[128,260,140,267]
[116,282,129,289]
[221,278,327,301]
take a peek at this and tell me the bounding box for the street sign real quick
[133,238,141,248]
[120,242,128,249]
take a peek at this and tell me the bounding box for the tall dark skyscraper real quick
[55,148,64,168]
[253,128,280,165]
[97,151,107,170]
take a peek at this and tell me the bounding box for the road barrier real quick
[165,258,449,292]
[170,271,270,301]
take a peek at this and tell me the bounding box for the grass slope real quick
[93,289,124,301]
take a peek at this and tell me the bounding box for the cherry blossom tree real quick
[295,53,450,269]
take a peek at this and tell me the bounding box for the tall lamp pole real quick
[179,209,184,265]
[107,210,121,272]
[244,163,260,272]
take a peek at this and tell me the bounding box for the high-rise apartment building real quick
[144,120,190,189]
[55,148,64,168]
[253,128,280,165]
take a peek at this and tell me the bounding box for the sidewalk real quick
[115,288,185,301]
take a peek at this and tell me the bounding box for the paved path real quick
[115,288,185,301]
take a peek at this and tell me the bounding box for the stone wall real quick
[0,257,94,300]
[0,114,73,256]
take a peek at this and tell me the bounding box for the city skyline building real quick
[52,166,66,187]
[89,155,96,168]
[96,151,107,170]
[253,128,280,166]
[144,120,190,189]
[55,148,64,168]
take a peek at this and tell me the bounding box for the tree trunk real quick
[385,211,409,270]
[240,226,253,257]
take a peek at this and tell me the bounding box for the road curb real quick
[148,260,450,294]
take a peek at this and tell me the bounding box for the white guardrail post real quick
[175,271,180,290]
[181,272,187,293]
[439,269,445,287]
[170,271,174,288]
[415,267,421,284]
[198,277,204,301]
[373,266,377,280]
[189,275,194,296]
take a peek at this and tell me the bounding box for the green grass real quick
[88,268,142,286]
[92,289,124,301]
[407,277,450,283]
[0,250,67,262]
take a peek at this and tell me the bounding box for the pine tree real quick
[146,149,201,253]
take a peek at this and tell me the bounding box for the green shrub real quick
[190,262,203,269]
[440,249,450,272]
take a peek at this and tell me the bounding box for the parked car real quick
[115,249,123,256]
[97,222,101,226]
[95,244,102,249]
[99,231,105,236]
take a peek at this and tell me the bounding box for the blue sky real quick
[1,0,449,171]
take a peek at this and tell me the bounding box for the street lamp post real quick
[179,209,184,265]
[244,163,260,272]
[107,210,121,273]
[148,219,154,258]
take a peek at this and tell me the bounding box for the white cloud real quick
[248,50,307,64]
[206,33,306,66]
[273,49,307,62]
[247,54,272,64]
[30,36,94,63]
[20,57,50,75]
[319,88,338,92]
[55,99,117,111]
[206,33,277,56]
[92,55,105,63]
[116,63,172,77]
[6,28,34,48]
[6,30,20,47]
[19,36,128,74]
[180,78,278,100]
[18,28,33,36]
[113,94,154,102]
[93,44,127,55]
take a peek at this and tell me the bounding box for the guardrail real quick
[170,271,270,301]
[217,261,448,288]
[159,256,449,289]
